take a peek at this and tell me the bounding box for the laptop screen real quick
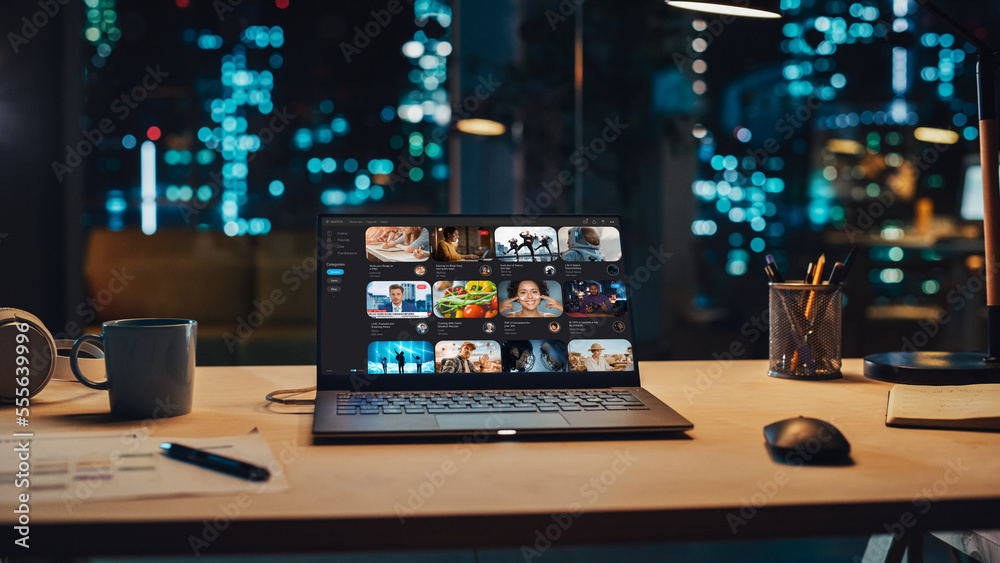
[317,214,640,391]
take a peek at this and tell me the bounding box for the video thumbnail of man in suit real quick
[366,281,432,318]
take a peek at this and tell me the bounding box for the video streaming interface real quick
[319,216,634,376]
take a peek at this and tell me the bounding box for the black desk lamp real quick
[864,1,1000,385]
[667,0,1000,384]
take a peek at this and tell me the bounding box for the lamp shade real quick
[665,0,781,18]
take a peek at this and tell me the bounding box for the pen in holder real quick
[768,282,843,380]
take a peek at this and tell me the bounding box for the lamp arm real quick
[914,0,994,55]
[978,55,1000,359]
[914,0,1000,359]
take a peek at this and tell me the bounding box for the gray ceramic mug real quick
[70,319,197,419]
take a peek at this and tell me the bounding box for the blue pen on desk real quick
[159,443,271,482]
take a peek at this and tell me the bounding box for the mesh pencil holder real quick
[768,282,843,380]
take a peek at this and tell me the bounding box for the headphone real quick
[0,308,104,403]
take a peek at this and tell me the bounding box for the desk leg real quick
[906,532,924,563]
[863,532,923,563]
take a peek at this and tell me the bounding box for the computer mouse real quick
[763,416,851,465]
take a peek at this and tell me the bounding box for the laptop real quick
[313,214,693,440]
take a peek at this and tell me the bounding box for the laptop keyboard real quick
[335,390,648,415]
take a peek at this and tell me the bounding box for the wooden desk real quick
[3,360,999,557]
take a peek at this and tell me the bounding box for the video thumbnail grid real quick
[366,280,629,320]
[326,218,634,377]
[365,339,634,374]
[364,225,623,264]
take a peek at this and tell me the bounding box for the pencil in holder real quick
[768,282,843,380]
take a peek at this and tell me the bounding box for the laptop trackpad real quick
[435,413,570,430]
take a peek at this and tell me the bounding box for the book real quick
[886,384,1000,431]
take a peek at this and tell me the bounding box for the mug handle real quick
[71,334,109,390]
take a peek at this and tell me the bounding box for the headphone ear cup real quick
[0,308,58,403]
